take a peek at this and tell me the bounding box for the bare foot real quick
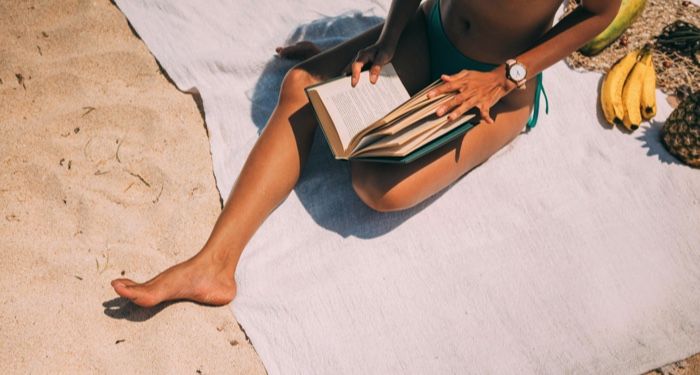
[275,41,321,60]
[111,255,236,308]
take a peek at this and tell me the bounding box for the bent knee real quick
[280,67,319,102]
[351,172,420,213]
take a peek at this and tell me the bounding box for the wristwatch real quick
[505,59,527,90]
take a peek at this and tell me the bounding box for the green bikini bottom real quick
[426,0,549,129]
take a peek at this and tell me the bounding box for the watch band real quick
[506,59,527,90]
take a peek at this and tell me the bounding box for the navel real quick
[463,19,471,31]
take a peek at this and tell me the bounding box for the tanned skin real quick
[112,0,620,307]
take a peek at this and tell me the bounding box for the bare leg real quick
[350,94,535,212]
[111,10,431,307]
[111,71,321,307]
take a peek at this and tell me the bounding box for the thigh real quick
[350,97,534,208]
[296,7,431,95]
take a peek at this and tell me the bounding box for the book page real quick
[351,92,457,153]
[369,95,452,138]
[353,114,448,155]
[363,83,450,137]
[353,113,475,158]
[309,64,409,150]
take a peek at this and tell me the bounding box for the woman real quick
[112,0,620,307]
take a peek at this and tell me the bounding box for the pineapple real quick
[662,91,700,168]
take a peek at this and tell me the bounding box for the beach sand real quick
[0,0,698,373]
[0,0,265,373]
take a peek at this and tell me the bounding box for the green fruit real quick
[579,0,647,56]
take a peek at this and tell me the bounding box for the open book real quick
[305,63,477,163]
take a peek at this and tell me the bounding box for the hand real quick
[427,66,518,124]
[350,41,396,87]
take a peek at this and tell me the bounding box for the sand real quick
[0,0,265,373]
[0,0,698,373]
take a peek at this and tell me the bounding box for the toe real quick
[113,283,160,307]
[111,278,137,288]
[276,41,320,60]
[111,279,136,298]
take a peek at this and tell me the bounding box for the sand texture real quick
[1,0,699,374]
[0,0,265,373]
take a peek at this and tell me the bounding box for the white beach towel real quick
[114,1,700,374]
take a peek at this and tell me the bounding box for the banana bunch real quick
[600,46,656,131]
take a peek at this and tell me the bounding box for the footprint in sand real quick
[72,105,169,207]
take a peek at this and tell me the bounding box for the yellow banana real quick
[600,49,640,126]
[640,51,656,120]
[621,50,650,131]
[600,73,618,126]
[580,0,647,56]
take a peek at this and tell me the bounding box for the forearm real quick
[378,0,422,47]
[518,1,621,80]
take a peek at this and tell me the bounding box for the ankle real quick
[197,245,239,274]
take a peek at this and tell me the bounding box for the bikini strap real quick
[525,73,549,130]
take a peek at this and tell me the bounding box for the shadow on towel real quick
[637,120,685,166]
[249,11,385,131]
[248,12,449,239]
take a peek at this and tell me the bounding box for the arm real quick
[350,0,422,86]
[428,0,621,123]
[515,0,622,84]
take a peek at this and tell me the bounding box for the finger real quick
[369,64,382,84]
[447,98,478,121]
[478,105,494,124]
[351,60,366,87]
[436,92,469,116]
[436,101,458,117]
[446,103,471,121]
[441,70,468,82]
[427,81,459,98]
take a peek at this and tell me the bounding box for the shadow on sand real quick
[102,297,175,322]
[248,12,449,239]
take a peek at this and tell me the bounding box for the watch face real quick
[510,63,527,81]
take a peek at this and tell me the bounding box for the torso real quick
[422,0,562,64]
